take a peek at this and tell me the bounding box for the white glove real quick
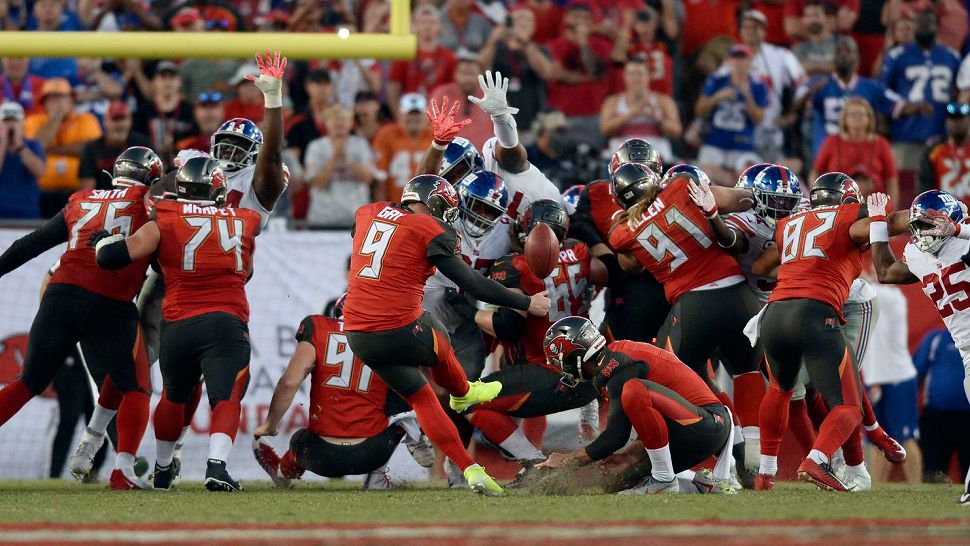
[866,193,890,219]
[467,70,519,117]
[247,49,287,109]
[923,214,962,238]
[688,177,717,218]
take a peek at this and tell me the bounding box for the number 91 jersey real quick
[153,200,261,323]
[904,237,970,349]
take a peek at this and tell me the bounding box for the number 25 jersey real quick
[154,200,261,323]
[904,237,970,349]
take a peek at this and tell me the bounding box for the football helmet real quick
[210,118,263,173]
[175,157,228,205]
[112,146,162,188]
[662,163,711,188]
[513,198,569,246]
[735,163,773,190]
[810,172,860,208]
[610,162,662,211]
[439,137,485,185]
[908,189,966,255]
[543,316,607,387]
[751,165,801,227]
[561,184,585,209]
[609,138,663,176]
[401,174,461,224]
[457,170,508,238]
[329,293,347,320]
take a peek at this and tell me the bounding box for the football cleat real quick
[505,457,547,489]
[692,469,739,495]
[867,427,907,464]
[133,456,150,479]
[171,442,184,486]
[618,475,681,495]
[204,459,241,492]
[151,462,175,490]
[109,468,153,491]
[754,473,775,491]
[450,381,503,413]
[406,434,436,468]
[958,492,970,506]
[363,467,394,491]
[797,458,850,492]
[253,438,291,488]
[68,428,105,481]
[444,458,468,489]
[464,464,504,497]
[846,469,872,492]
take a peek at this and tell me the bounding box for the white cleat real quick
[444,458,468,489]
[406,434,436,468]
[363,467,394,490]
[68,428,105,481]
[958,493,970,506]
[692,468,740,495]
[619,475,681,495]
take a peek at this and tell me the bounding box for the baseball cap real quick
[0,101,24,121]
[40,78,72,98]
[197,90,223,105]
[399,93,427,114]
[308,68,332,84]
[230,63,258,86]
[155,61,179,77]
[107,100,130,119]
[729,44,754,58]
[742,10,767,26]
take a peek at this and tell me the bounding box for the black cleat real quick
[204,459,241,492]
[152,462,175,490]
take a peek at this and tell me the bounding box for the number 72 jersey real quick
[153,200,261,323]
[904,237,970,349]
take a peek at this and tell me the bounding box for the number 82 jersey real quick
[904,237,970,349]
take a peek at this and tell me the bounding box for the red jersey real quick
[608,176,743,303]
[389,46,458,96]
[153,200,261,322]
[581,180,623,243]
[51,186,151,302]
[925,138,970,207]
[489,240,592,368]
[598,340,721,408]
[296,315,390,439]
[344,202,460,332]
[769,203,865,318]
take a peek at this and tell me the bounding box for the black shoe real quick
[204,458,241,492]
[152,462,175,490]
[505,458,545,489]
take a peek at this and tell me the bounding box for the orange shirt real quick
[372,123,433,202]
[24,111,102,191]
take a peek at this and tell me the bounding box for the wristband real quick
[263,86,282,109]
[869,221,889,243]
[868,213,887,222]
[955,223,970,240]
[431,140,448,151]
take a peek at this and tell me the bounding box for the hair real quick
[839,97,875,137]
[413,4,441,22]
[322,104,352,124]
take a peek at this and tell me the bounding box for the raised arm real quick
[254,336,316,438]
[865,193,919,284]
[711,185,756,214]
[416,97,472,177]
[689,176,747,253]
[247,50,288,210]
[468,70,529,173]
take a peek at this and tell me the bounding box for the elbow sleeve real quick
[96,236,133,270]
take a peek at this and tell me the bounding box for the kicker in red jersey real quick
[296,315,391,439]
[602,340,721,408]
[153,200,261,322]
[608,176,742,303]
[769,202,866,319]
[51,186,152,302]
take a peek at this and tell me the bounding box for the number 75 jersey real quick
[904,237,970,349]
[154,200,261,323]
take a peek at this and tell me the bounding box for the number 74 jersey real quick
[154,200,261,323]
[904,237,970,349]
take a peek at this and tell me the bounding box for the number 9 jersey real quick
[153,200,261,323]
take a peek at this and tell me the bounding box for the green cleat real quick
[464,464,504,497]
[449,381,502,413]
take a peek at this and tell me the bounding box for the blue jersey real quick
[809,75,902,155]
[913,328,970,412]
[701,73,769,152]
[880,43,960,143]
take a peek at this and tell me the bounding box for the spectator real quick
[312,54,382,111]
[914,328,970,484]
[478,6,553,131]
[785,0,860,41]
[132,61,196,166]
[520,0,564,45]
[1,57,45,115]
[286,68,335,162]
[546,3,613,147]
[430,51,492,150]
[24,78,101,217]
[0,101,44,219]
[223,63,263,123]
[524,110,573,186]
[695,44,768,186]
[179,55,241,100]
[372,93,434,202]
[880,9,961,175]
[79,0,162,31]
[352,91,390,144]
[26,0,80,80]
[883,0,967,53]
[852,0,887,77]
[739,9,806,164]
[872,12,916,79]
[599,58,681,161]
[793,1,838,77]
[753,0,793,46]
[387,5,457,116]
[609,8,673,96]
[303,105,374,228]
[439,0,493,52]
[919,102,970,204]
[813,97,899,200]
[78,100,150,190]
[169,6,206,32]
[175,91,225,152]
[72,57,124,125]
[680,0,740,57]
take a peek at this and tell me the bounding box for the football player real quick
[95,157,262,492]
[252,298,434,489]
[342,174,550,496]
[867,188,970,504]
[0,146,160,489]
[537,317,733,494]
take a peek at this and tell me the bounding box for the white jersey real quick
[904,237,970,349]
[482,137,570,218]
[725,211,776,304]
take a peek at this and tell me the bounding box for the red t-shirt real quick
[769,202,865,319]
[389,46,458,96]
[754,1,790,46]
[522,2,563,45]
[546,35,613,116]
[681,0,740,56]
[223,100,264,124]
[154,200,261,322]
[296,315,390,439]
[813,135,897,194]
[52,186,151,302]
[608,176,743,303]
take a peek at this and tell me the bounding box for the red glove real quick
[426,96,472,147]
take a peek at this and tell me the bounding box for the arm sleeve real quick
[431,253,532,312]
[0,212,68,277]
[585,370,641,461]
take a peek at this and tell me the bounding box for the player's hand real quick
[866,192,891,220]
[87,229,116,249]
[426,96,472,147]
[467,70,519,117]
[688,175,717,218]
[246,49,287,109]
[536,451,571,469]
[254,421,278,439]
[527,290,551,317]
[923,214,960,238]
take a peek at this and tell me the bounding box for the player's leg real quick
[602,271,670,343]
[657,292,720,388]
[442,320,487,449]
[787,367,817,455]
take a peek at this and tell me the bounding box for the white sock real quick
[742,426,760,441]
[498,428,545,461]
[115,452,135,474]
[864,421,879,432]
[759,454,778,476]
[208,432,233,462]
[734,425,745,445]
[647,444,675,482]
[88,404,116,436]
[156,440,177,467]
[808,449,829,465]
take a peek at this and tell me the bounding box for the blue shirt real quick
[914,328,970,412]
[0,139,44,219]
[701,73,768,152]
[880,43,961,143]
[808,75,902,155]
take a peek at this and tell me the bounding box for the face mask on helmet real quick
[909,215,946,254]
[543,319,606,387]
[461,198,504,238]
[755,192,802,227]
[211,134,260,172]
